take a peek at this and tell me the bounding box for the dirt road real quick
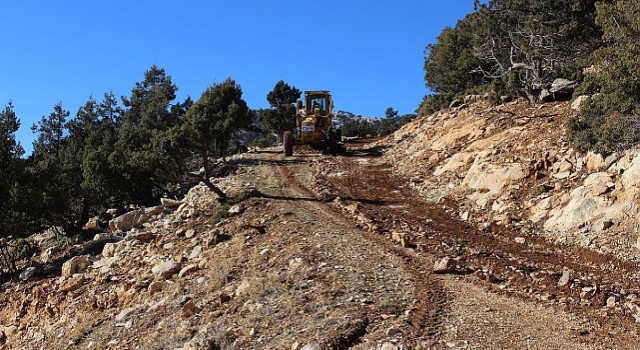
[244,140,640,349]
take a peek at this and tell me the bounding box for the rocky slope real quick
[4,99,640,349]
[382,99,640,261]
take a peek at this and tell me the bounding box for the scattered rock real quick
[381,342,398,350]
[386,327,401,337]
[148,281,168,295]
[558,269,572,287]
[62,255,91,277]
[300,344,321,350]
[102,242,124,257]
[592,219,614,233]
[391,231,414,248]
[178,264,199,278]
[126,230,156,242]
[185,229,196,239]
[161,197,182,209]
[152,261,181,280]
[433,256,456,274]
[571,95,591,110]
[228,204,245,215]
[182,300,196,318]
[109,209,147,233]
[584,172,614,196]
[116,307,135,322]
[60,275,84,293]
[585,153,604,172]
[40,246,59,264]
[189,245,203,260]
[19,267,37,281]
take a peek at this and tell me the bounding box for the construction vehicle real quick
[283,90,344,156]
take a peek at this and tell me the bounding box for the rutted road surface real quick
[248,140,640,349]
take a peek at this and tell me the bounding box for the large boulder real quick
[462,160,527,196]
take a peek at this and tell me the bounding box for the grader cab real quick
[283,90,343,156]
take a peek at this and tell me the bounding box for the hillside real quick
[384,99,640,260]
[3,99,640,349]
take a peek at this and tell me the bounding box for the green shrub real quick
[251,133,278,148]
[566,104,640,154]
[7,238,37,261]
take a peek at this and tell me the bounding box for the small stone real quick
[102,242,122,257]
[2,325,17,338]
[182,301,196,318]
[381,343,398,350]
[592,219,614,233]
[178,264,199,278]
[553,171,571,180]
[152,261,181,280]
[60,275,84,293]
[40,247,58,263]
[116,307,135,322]
[19,267,37,281]
[386,327,401,337]
[185,229,196,239]
[189,245,203,260]
[606,296,616,308]
[61,255,91,277]
[161,197,182,209]
[228,204,245,215]
[558,269,572,287]
[300,344,321,350]
[219,292,233,304]
[514,237,526,244]
[126,230,156,242]
[433,256,455,274]
[289,257,304,269]
[148,281,168,295]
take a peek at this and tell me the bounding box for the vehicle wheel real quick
[283,131,294,157]
[336,128,346,155]
[327,129,338,155]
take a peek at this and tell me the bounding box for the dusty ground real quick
[1,138,640,349]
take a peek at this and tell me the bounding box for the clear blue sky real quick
[0,1,474,154]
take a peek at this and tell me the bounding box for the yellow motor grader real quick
[283,90,344,156]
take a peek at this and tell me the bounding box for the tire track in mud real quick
[308,152,640,346]
[273,159,450,348]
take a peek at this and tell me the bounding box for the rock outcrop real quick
[383,99,640,259]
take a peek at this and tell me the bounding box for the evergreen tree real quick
[567,0,640,153]
[176,78,252,200]
[29,102,74,231]
[0,102,27,237]
[259,80,301,140]
[110,65,181,204]
[471,0,602,103]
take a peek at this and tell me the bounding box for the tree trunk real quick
[201,178,228,201]
[200,148,227,201]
